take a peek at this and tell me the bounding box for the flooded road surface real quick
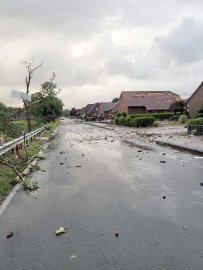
[0,119,203,270]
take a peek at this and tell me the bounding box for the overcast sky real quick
[0,0,203,109]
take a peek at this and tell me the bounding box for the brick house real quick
[80,104,94,115]
[98,102,113,119]
[110,102,119,117]
[118,91,182,115]
[87,103,100,116]
[186,82,203,118]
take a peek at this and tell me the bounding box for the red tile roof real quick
[121,91,181,111]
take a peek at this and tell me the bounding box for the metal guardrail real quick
[188,124,203,135]
[0,126,46,156]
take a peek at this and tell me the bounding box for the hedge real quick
[130,116,155,127]
[86,116,96,121]
[115,116,155,127]
[187,118,203,125]
[130,112,177,120]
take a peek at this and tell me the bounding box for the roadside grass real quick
[0,119,60,203]
[0,166,16,202]
[0,140,43,202]
[42,119,60,138]
[12,119,44,133]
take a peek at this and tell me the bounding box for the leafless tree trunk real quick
[23,61,43,132]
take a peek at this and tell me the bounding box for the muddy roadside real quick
[83,120,203,155]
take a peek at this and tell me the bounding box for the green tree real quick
[31,73,64,122]
[63,109,70,117]
[6,107,25,119]
[70,107,77,116]
[0,102,22,139]
[112,97,119,103]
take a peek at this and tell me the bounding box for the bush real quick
[86,116,96,121]
[178,115,188,124]
[125,115,132,126]
[130,112,176,120]
[115,116,119,125]
[130,118,137,127]
[118,116,125,125]
[122,111,127,117]
[115,115,155,127]
[131,116,155,127]
[116,112,122,117]
[187,118,203,125]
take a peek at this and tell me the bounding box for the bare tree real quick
[23,61,43,132]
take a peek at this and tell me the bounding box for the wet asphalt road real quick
[0,119,203,270]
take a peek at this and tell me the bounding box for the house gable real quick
[186,82,203,118]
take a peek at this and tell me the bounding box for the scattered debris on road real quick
[60,151,65,154]
[160,160,166,163]
[200,182,203,186]
[162,196,166,199]
[55,227,67,235]
[76,165,82,168]
[70,255,77,260]
[115,232,119,237]
[6,232,13,239]
[60,162,64,165]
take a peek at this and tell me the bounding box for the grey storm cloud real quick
[155,17,203,65]
[0,0,203,108]
[106,17,203,80]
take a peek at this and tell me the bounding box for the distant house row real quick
[77,82,203,119]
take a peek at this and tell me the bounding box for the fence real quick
[187,124,203,135]
[0,126,46,156]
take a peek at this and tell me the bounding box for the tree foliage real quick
[70,107,77,116]
[6,107,25,119]
[0,102,22,140]
[63,109,70,117]
[112,97,119,103]
[31,73,64,122]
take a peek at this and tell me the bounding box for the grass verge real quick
[0,119,60,203]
